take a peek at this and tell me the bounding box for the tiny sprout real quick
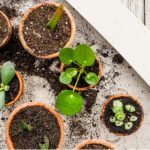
[110,116,116,123]
[39,136,49,150]
[115,111,126,121]
[4,85,9,91]
[19,120,32,132]
[115,120,123,126]
[47,4,64,30]
[113,100,123,107]
[130,115,138,122]
[125,104,136,112]
[125,122,133,130]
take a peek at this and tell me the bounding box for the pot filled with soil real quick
[6,102,64,149]
[0,11,12,48]
[59,44,103,91]
[0,62,23,109]
[74,139,116,150]
[19,2,75,59]
[101,94,144,136]
[55,44,102,116]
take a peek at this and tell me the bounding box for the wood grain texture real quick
[120,0,145,22]
[145,0,150,28]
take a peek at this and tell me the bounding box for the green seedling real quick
[110,99,138,130]
[47,4,64,30]
[130,115,137,122]
[125,104,136,112]
[39,136,49,150]
[55,44,99,116]
[19,120,32,132]
[0,62,15,109]
[124,122,133,130]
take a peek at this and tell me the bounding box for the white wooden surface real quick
[121,0,145,22]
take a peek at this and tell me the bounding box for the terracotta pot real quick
[100,94,144,136]
[6,102,64,150]
[19,2,75,59]
[0,11,12,48]
[60,58,103,91]
[5,71,24,107]
[74,139,116,150]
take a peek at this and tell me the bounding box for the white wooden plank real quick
[145,0,150,29]
[120,0,144,22]
[66,0,150,86]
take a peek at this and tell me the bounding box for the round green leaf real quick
[1,62,15,85]
[74,44,95,66]
[85,72,98,85]
[0,91,5,109]
[55,90,83,116]
[59,72,72,84]
[59,48,74,65]
[115,111,126,121]
[65,68,78,77]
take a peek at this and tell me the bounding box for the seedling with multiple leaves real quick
[0,62,15,109]
[55,44,99,116]
[19,120,32,132]
[110,100,138,130]
[47,4,64,30]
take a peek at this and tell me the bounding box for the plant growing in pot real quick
[0,11,12,48]
[6,102,64,149]
[55,44,102,116]
[0,62,23,109]
[19,2,75,59]
[101,94,144,136]
[74,139,116,150]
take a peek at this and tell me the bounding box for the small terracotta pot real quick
[100,94,144,136]
[0,11,12,48]
[19,2,75,59]
[6,102,64,150]
[60,58,103,91]
[5,71,24,107]
[74,139,116,150]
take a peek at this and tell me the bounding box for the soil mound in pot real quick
[23,4,71,56]
[81,144,110,149]
[10,106,60,149]
[102,96,143,135]
[0,12,9,45]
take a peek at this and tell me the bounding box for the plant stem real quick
[73,61,82,67]
[83,70,88,75]
[73,68,84,91]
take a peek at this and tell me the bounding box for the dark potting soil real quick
[10,106,60,149]
[0,12,8,45]
[102,97,143,135]
[81,144,110,150]
[0,75,19,103]
[23,4,71,56]
[0,6,17,19]
[112,54,124,64]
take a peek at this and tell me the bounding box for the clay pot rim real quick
[60,58,103,91]
[6,102,64,150]
[100,94,144,136]
[5,71,24,106]
[0,11,12,48]
[74,139,116,150]
[19,2,75,59]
